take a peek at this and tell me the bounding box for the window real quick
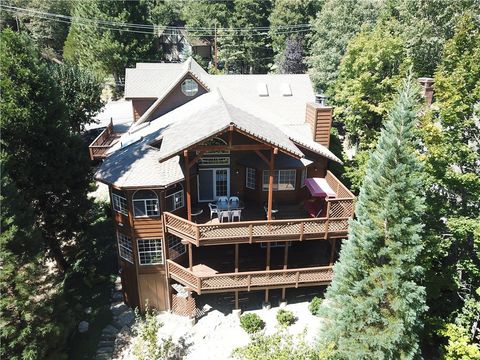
[168,235,186,260]
[181,79,198,96]
[198,137,230,155]
[137,239,163,265]
[246,167,256,189]
[262,170,296,191]
[117,232,133,263]
[301,168,307,188]
[165,183,184,211]
[112,193,128,215]
[133,190,159,217]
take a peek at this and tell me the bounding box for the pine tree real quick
[278,35,306,74]
[318,76,427,359]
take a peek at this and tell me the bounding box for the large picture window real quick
[137,239,163,265]
[117,232,133,263]
[246,167,256,189]
[165,183,184,211]
[167,235,186,260]
[112,192,128,215]
[133,190,159,217]
[262,169,296,191]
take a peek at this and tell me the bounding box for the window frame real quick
[262,169,296,191]
[167,235,186,260]
[246,167,256,190]
[165,184,185,212]
[301,168,307,188]
[137,238,163,266]
[133,190,160,218]
[112,193,128,216]
[181,79,199,97]
[117,232,133,264]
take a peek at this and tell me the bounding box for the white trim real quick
[246,167,256,190]
[132,190,159,217]
[262,169,296,191]
[112,193,128,216]
[137,238,164,265]
[117,232,133,263]
[181,78,198,96]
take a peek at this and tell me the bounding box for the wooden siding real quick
[304,103,333,148]
[132,99,156,122]
[138,273,169,311]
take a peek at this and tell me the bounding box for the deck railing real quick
[88,120,119,160]
[167,260,334,294]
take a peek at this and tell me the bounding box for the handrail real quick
[167,260,334,293]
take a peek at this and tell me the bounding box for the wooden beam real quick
[235,244,239,273]
[188,243,193,271]
[184,150,192,221]
[266,242,271,271]
[255,150,270,165]
[192,144,270,152]
[235,291,239,309]
[189,151,205,168]
[329,239,336,265]
[281,287,286,302]
[267,148,277,220]
[283,243,289,270]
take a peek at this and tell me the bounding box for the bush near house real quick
[309,296,322,316]
[240,313,265,334]
[276,309,296,326]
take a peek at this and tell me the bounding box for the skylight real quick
[281,83,292,96]
[256,82,269,97]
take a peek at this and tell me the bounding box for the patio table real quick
[216,200,245,211]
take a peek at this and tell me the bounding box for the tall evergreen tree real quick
[278,35,306,74]
[1,29,92,272]
[308,0,383,91]
[318,76,426,358]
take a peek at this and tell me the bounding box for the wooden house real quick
[90,58,355,316]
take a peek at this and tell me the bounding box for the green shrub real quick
[309,296,323,316]
[276,309,296,326]
[240,313,265,334]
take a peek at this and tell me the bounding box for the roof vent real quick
[281,83,292,96]
[257,82,269,97]
[315,93,328,106]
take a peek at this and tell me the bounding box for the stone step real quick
[98,340,115,348]
[96,346,114,354]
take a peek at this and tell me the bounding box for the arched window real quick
[133,190,159,217]
[165,183,184,212]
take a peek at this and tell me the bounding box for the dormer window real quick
[181,79,198,96]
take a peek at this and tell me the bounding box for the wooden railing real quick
[164,212,351,246]
[88,120,119,160]
[167,260,333,294]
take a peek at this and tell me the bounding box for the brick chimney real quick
[418,77,434,107]
[305,95,333,148]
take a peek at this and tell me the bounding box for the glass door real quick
[197,168,230,202]
[214,169,229,199]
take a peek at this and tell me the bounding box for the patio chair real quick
[229,196,240,208]
[217,196,229,208]
[208,203,218,220]
[230,209,241,222]
[218,210,230,223]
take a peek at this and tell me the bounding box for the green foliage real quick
[439,323,480,360]
[240,313,265,334]
[233,330,318,360]
[51,62,105,133]
[277,35,306,74]
[276,309,296,326]
[308,0,383,91]
[308,296,323,316]
[268,0,319,55]
[318,76,426,358]
[218,0,273,74]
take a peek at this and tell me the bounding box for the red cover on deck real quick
[304,178,337,198]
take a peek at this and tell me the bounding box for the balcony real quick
[88,120,122,160]
[164,171,355,246]
[167,260,333,294]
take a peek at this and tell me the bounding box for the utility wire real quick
[1,4,313,37]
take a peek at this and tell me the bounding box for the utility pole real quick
[214,22,218,71]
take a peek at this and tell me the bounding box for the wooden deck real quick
[167,260,333,294]
[88,120,122,160]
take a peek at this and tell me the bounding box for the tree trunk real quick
[45,233,69,273]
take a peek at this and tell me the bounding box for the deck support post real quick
[188,243,193,271]
[235,291,239,310]
[184,150,192,221]
[265,242,271,304]
[283,242,289,270]
[281,288,286,302]
[267,148,278,220]
[235,244,239,273]
[329,239,336,265]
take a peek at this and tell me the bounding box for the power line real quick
[2,4,313,36]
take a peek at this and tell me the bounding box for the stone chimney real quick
[305,95,333,148]
[418,77,434,107]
